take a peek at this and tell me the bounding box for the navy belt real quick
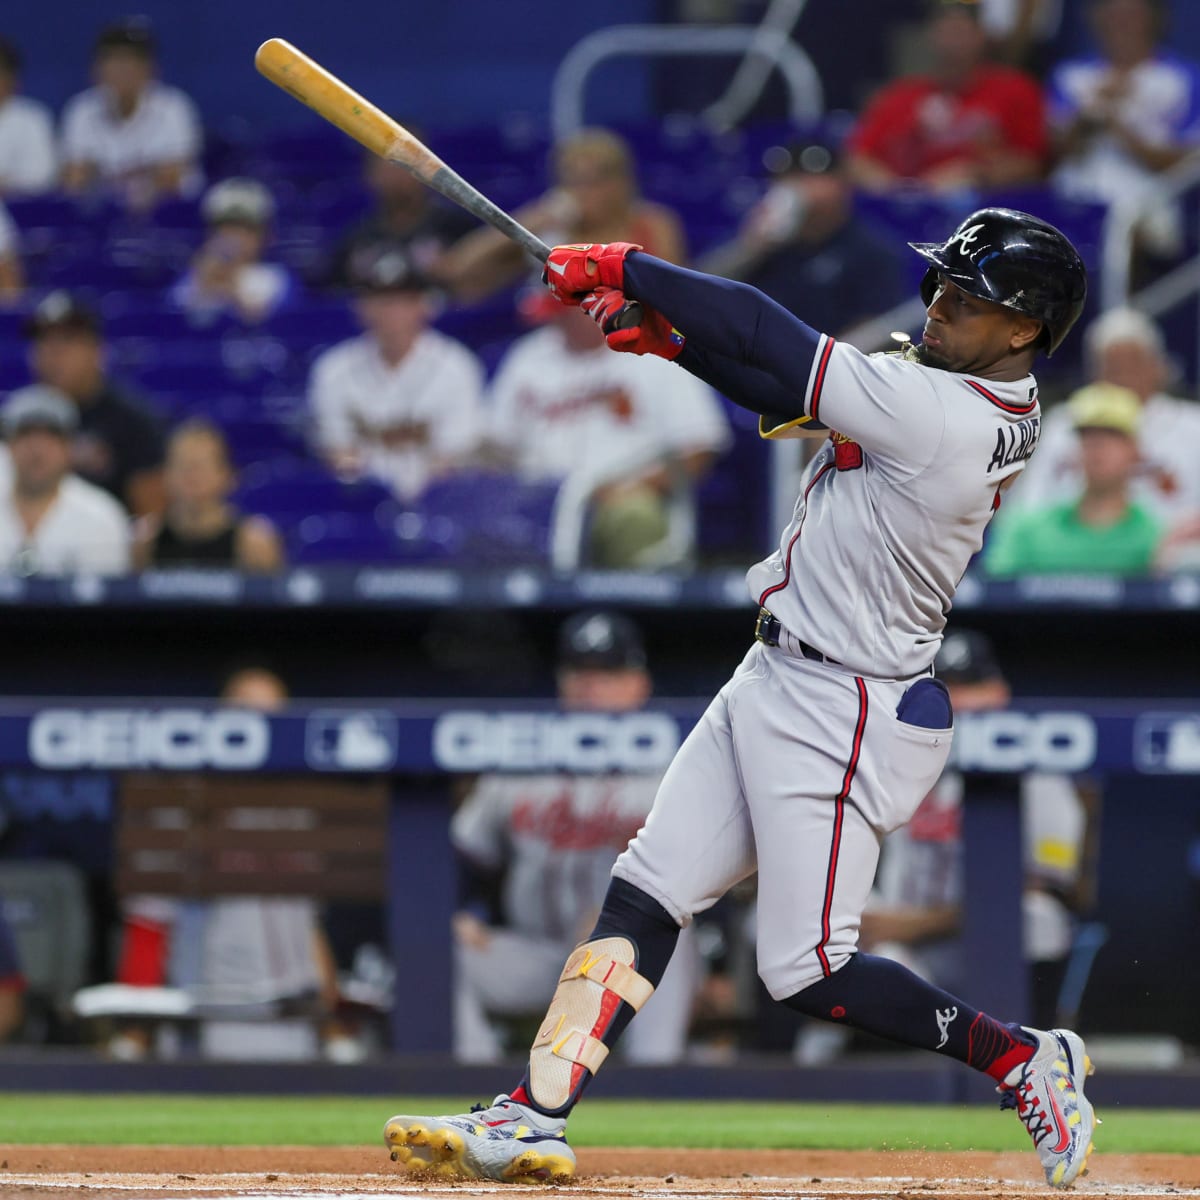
[754,606,840,665]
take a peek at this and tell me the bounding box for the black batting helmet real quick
[909,208,1087,356]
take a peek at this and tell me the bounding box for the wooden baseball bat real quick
[254,38,640,327]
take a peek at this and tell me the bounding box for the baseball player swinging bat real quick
[254,38,640,326]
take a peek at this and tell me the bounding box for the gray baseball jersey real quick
[616,338,1042,998]
[747,338,1040,677]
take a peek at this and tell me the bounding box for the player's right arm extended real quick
[578,282,816,427]
[623,252,944,469]
[622,255,824,409]
[547,244,943,465]
[543,242,822,407]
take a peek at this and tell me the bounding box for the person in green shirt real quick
[986,383,1162,576]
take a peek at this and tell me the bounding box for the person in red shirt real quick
[847,0,1048,195]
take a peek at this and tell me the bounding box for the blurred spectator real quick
[26,291,166,517]
[169,178,296,325]
[486,304,730,568]
[1009,308,1200,522]
[847,0,1048,195]
[1049,0,1200,258]
[323,144,475,291]
[112,665,342,1062]
[60,17,201,209]
[985,383,1162,575]
[452,611,701,1063]
[0,36,56,194]
[697,139,907,343]
[441,127,687,303]
[0,199,23,303]
[0,384,130,576]
[0,901,25,1041]
[133,420,284,572]
[308,239,485,500]
[210,665,341,1062]
[981,0,1063,71]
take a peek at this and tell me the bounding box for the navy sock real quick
[782,952,1035,1081]
[512,877,681,1118]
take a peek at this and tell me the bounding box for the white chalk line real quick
[3,1176,1198,1199]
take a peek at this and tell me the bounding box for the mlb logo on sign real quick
[305,710,399,771]
[1133,714,1200,773]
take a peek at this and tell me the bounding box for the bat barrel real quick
[255,38,416,165]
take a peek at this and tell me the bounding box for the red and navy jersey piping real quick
[965,378,1037,415]
[809,336,836,423]
[815,676,869,976]
[757,461,833,607]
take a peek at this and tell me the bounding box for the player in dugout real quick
[452,610,701,1064]
[384,210,1095,1189]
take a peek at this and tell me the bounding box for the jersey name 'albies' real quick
[747,336,1039,678]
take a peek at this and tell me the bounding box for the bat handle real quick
[609,301,643,332]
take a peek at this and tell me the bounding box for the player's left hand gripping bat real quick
[254,38,640,327]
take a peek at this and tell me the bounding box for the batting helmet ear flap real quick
[919,267,939,307]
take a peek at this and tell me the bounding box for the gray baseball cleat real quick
[999,1027,1097,1188]
[384,1093,576,1183]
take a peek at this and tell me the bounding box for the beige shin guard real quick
[528,936,654,1110]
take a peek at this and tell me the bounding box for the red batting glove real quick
[581,286,686,361]
[543,241,642,305]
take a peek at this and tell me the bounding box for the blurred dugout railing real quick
[550,23,824,141]
[1101,152,1200,402]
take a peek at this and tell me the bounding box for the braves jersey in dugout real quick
[451,773,659,944]
[747,338,1040,678]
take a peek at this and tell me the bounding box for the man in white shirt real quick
[0,385,130,576]
[488,304,731,566]
[0,38,56,194]
[308,240,485,501]
[1003,307,1200,523]
[60,18,202,209]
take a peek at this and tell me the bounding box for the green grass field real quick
[1,1095,1196,1154]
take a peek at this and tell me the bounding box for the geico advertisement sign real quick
[29,709,270,769]
[433,711,680,772]
[949,710,1096,772]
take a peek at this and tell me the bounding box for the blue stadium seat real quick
[144,197,203,230]
[289,513,398,564]
[0,349,30,391]
[306,179,371,228]
[289,511,460,565]
[418,472,558,564]
[235,458,393,519]
[259,304,360,347]
[6,194,104,230]
[696,400,771,559]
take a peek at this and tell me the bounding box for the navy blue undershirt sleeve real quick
[623,254,824,412]
[677,342,808,420]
